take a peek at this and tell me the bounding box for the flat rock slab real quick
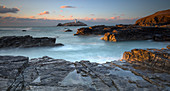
[0,56,170,91]
[0,56,29,91]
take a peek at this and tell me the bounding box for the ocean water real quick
[0,26,169,63]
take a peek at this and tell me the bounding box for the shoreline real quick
[0,45,169,90]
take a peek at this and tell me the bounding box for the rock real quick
[167,45,170,49]
[0,55,170,90]
[0,56,29,91]
[57,21,87,26]
[101,27,170,42]
[22,30,27,32]
[123,48,170,72]
[0,35,64,48]
[135,9,170,26]
[74,25,117,35]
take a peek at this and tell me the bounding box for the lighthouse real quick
[75,19,77,23]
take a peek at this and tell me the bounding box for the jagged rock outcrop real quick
[0,35,64,48]
[74,25,118,35]
[135,9,170,26]
[123,47,170,72]
[101,27,170,42]
[57,21,87,26]
[0,56,170,91]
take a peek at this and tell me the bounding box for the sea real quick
[0,26,169,63]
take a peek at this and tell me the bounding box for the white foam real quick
[0,27,32,31]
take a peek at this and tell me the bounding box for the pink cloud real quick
[110,17,115,20]
[70,15,73,18]
[59,15,64,17]
[38,11,49,15]
[60,6,76,8]
[60,10,63,12]
[84,17,92,21]
[93,18,97,20]
[30,16,35,18]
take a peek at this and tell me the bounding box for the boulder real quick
[0,35,64,48]
[135,9,170,26]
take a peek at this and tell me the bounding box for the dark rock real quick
[167,45,170,49]
[0,56,29,91]
[101,27,170,42]
[22,30,27,32]
[135,9,170,26]
[74,25,117,35]
[123,48,170,72]
[0,35,64,48]
[0,55,170,90]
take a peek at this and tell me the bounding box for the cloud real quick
[60,10,63,12]
[70,15,73,18]
[110,16,120,20]
[38,11,49,15]
[90,14,95,16]
[59,15,64,17]
[0,6,20,13]
[30,16,35,18]
[110,17,115,19]
[60,6,76,8]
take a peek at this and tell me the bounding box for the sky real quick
[0,0,170,26]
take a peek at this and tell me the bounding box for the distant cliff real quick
[57,21,87,26]
[135,9,170,26]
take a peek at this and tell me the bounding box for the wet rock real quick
[0,35,64,48]
[101,27,170,42]
[74,25,117,35]
[167,45,170,49]
[22,30,27,32]
[123,48,170,73]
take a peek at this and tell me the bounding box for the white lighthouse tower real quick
[75,19,77,23]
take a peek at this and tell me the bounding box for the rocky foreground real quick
[0,35,64,48]
[0,46,169,91]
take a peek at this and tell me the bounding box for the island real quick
[57,19,87,26]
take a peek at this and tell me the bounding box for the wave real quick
[0,27,32,31]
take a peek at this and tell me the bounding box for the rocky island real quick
[57,19,87,26]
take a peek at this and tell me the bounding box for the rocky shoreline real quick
[74,25,170,42]
[0,45,169,91]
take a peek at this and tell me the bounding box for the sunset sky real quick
[0,0,170,26]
